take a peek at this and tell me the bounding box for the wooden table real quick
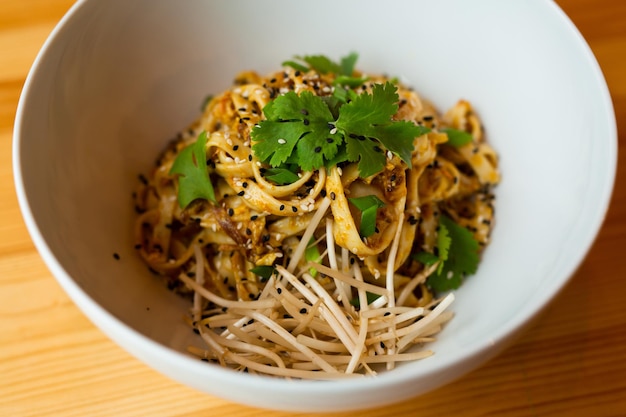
[1,1,625,415]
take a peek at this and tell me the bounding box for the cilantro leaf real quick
[349,291,381,308]
[282,60,309,73]
[442,127,473,147]
[339,52,359,76]
[336,82,429,171]
[251,91,340,171]
[263,167,300,185]
[250,265,276,282]
[345,135,386,178]
[426,215,480,292]
[300,55,342,74]
[348,195,386,238]
[169,131,216,208]
[334,75,369,88]
[412,251,439,266]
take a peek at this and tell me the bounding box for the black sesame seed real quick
[299,308,307,314]
[233,145,239,151]
[237,191,245,196]
[242,182,248,188]
[320,189,327,197]
[228,208,234,216]
[330,192,336,200]
[245,228,252,235]
[314,146,322,153]
[303,119,310,126]
[138,174,148,185]
[134,244,142,250]
[300,109,309,115]
[279,204,285,211]
[113,253,120,260]
[277,288,282,294]
[250,215,258,221]
[292,206,298,212]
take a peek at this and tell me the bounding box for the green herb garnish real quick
[250,265,276,281]
[442,127,473,147]
[414,215,480,292]
[252,54,430,178]
[169,131,216,208]
[305,237,322,276]
[251,81,429,177]
[263,167,301,185]
[349,291,381,308]
[348,195,386,238]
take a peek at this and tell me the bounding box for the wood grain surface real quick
[1,1,625,415]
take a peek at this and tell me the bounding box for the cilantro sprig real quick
[413,215,480,292]
[169,131,216,208]
[252,53,430,178]
[251,79,429,177]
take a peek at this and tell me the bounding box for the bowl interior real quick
[14,0,616,411]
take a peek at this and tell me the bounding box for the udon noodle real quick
[133,59,499,378]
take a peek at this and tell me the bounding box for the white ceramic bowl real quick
[14,0,616,412]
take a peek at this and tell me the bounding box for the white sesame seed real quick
[387,151,393,160]
[337,167,343,176]
[330,127,337,135]
[226,138,233,146]
[447,271,454,279]
[277,138,286,145]
[322,86,331,93]
[244,194,251,200]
